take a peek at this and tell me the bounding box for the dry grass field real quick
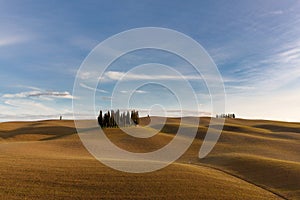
[0,117,299,199]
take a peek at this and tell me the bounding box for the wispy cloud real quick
[213,31,300,94]
[269,10,284,15]
[78,70,201,82]
[104,71,202,81]
[0,35,28,47]
[120,90,148,94]
[0,98,74,122]
[77,70,207,82]
[3,99,56,111]
[2,90,74,99]
[15,85,42,91]
[259,10,284,17]
[80,83,108,93]
[243,40,300,90]
[101,96,113,101]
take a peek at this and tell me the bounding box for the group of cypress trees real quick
[216,113,235,118]
[97,109,139,128]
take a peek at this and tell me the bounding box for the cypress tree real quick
[98,110,103,127]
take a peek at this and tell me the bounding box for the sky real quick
[0,0,300,122]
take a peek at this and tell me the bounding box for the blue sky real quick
[0,0,300,121]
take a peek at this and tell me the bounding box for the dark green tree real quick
[98,110,103,127]
[115,109,120,127]
[126,111,131,126]
[131,110,139,125]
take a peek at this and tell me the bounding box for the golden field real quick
[0,117,299,199]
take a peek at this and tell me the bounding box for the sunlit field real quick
[1,117,299,199]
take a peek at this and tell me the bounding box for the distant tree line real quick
[97,109,139,128]
[216,113,235,119]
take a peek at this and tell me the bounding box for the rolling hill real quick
[0,117,299,199]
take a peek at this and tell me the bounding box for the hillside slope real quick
[0,118,299,199]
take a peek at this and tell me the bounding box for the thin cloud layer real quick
[104,71,201,81]
[3,90,74,99]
